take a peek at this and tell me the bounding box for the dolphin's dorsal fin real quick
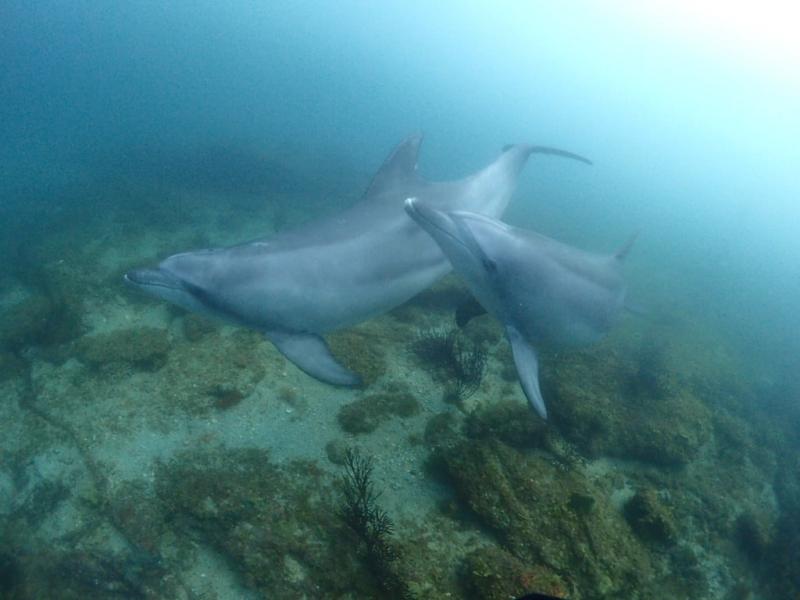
[506,325,548,419]
[267,330,362,387]
[615,232,639,261]
[364,133,423,197]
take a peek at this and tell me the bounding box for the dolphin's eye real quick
[483,257,498,273]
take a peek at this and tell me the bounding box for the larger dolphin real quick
[404,199,633,418]
[125,135,590,385]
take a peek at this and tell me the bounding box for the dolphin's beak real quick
[404,197,460,244]
[123,267,182,291]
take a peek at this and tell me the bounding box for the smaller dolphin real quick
[404,198,634,419]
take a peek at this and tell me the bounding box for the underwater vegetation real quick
[329,326,390,387]
[337,383,421,434]
[463,546,566,600]
[433,436,651,598]
[339,448,413,599]
[0,268,84,360]
[154,447,368,597]
[545,334,713,466]
[76,327,171,372]
[623,488,677,545]
[410,327,487,405]
[0,548,167,599]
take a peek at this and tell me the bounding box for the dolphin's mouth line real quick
[406,199,470,253]
[124,271,182,291]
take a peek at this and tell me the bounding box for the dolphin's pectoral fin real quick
[506,326,548,419]
[267,330,362,387]
[364,133,423,197]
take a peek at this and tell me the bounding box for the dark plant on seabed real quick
[410,327,487,404]
[339,448,413,599]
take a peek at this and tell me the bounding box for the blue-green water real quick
[1,2,798,599]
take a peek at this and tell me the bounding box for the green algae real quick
[734,510,774,560]
[76,327,171,371]
[161,328,268,415]
[463,546,566,600]
[108,480,166,556]
[338,384,421,435]
[0,294,82,352]
[546,335,713,466]
[0,548,171,600]
[423,411,462,450]
[181,313,217,342]
[465,399,547,449]
[624,488,677,545]
[0,297,53,350]
[436,438,657,599]
[155,447,380,598]
[325,438,351,465]
[329,326,388,386]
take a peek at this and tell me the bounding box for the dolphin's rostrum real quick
[125,135,591,385]
[404,198,631,418]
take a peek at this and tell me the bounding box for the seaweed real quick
[409,327,486,404]
[339,448,413,599]
[337,386,420,434]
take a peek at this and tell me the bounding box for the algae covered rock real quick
[328,327,388,386]
[734,510,775,560]
[77,327,171,371]
[0,296,52,350]
[161,329,268,415]
[155,448,369,598]
[546,338,712,466]
[624,488,676,545]
[182,314,216,342]
[325,438,350,465]
[338,384,420,434]
[465,400,547,448]
[437,438,656,598]
[0,548,173,599]
[463,546,566,600]
[0,294,82,351]
[108,480,166,555]
[424,411,461,450]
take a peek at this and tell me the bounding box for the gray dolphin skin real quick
[404,198,632,419]
[124,135,591,386]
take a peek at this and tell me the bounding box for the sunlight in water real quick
[615,0,800,83]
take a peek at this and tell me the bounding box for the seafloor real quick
[0,168,798,600]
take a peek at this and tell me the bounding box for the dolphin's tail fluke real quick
[502,144,593,166]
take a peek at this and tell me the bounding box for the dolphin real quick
[404,198,633,418]
[125,135,591,386]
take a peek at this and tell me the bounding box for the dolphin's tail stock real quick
[502,144,593,166]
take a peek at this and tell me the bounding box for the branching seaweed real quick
[410,327,487,404]
[339,448,412,599]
